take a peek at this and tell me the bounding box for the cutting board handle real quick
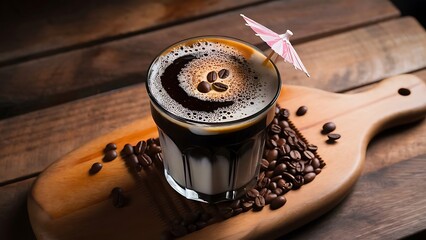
[347,74,426,136]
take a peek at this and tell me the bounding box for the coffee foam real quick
[148,38,279,123]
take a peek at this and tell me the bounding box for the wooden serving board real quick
[28,74,426,240]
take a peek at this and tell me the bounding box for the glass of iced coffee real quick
[146,36,281,203]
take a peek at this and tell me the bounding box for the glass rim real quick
[146,35,281,127]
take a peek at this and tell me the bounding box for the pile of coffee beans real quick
[217,105,325,218]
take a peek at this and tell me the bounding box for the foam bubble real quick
[148,38,279,123]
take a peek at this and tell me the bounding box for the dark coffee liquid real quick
[146,37,281,202]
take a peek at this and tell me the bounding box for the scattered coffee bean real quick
[197,81,211,93]
[218,69,230,79]
[121,144,134,156]
[212,82,229,92]
[105,142,117,151]
[322,122,336,134]
[327,133,341,142]
[111,187,126,208]
[296,106,308,116]
[103,149,117,162]
[89,162,102,175]
[270,196,286,210]
[207,71,217,82]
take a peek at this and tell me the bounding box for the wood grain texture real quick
[0,17,425,182]
[0,178,36,239]
[0,0,400,118]
[0,0,264,65]
[285,154,426,240]
[27,75,426,239]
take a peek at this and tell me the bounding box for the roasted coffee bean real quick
[312,158,321,169]
[111,187,126,208]
[148,144,162,155]
[268,160,277,170]
[254,195,266,209]
[153,153,164,165]
[315,168,322,174]
[265,193,277,204]
[242,201,254,211]
[265,139,278,149]
[127,154,141,172]
[276,138,286,147]
[277,179,286,188]
[138,153,153,167]
[268,181,277,190]
[260,159,269,170]
[134,140,147,155]
[274,163,287,174]
[271,175,282,182]
[307,144,318,152]
[283,181,293,191]
[259,188,268,197]
[121,144,134,156]
[303,150,315,160]
[293,175,305,188]
[294,161,304,173]
[278,120,290,129]
[296,106,308,116]
[327,133,341,142]
[287,137,295,146]
[304,165,314,173]
[105,142,117,151]
[89,162,103,175]
[258,177,270,188]
[103,150,117,162]
[246,188,259,199]
[322,122,336,134]
[197,81,211,93]
[212,82,228,92]
[289,150,302,160]
[218,69,230,79]
[271,134,280,141]
[206,71,217,82]
[274,188,283,195]
[265,170,274,178]
[304,172,316,184]
[296,139,307,151]
[270,124,281,134]
[230,199,241,209]
[279,108,290,119]
[266,149,278,161]
[270,196,286,210]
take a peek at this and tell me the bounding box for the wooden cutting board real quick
[28,74,426,240]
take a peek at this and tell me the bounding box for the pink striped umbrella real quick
[240,14,310,77]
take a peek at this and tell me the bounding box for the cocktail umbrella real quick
[240,14,310,77]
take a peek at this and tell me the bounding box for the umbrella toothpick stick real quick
[241,14,310,77]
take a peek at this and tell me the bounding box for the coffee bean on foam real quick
[147,37,279,123]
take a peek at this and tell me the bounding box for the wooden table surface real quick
[1,0,425,239]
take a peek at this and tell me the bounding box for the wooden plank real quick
[284,154,426,239]
[0,18,425,183]
[0,178,36,239]
[0,0,264,65]
[0,0,400,118]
